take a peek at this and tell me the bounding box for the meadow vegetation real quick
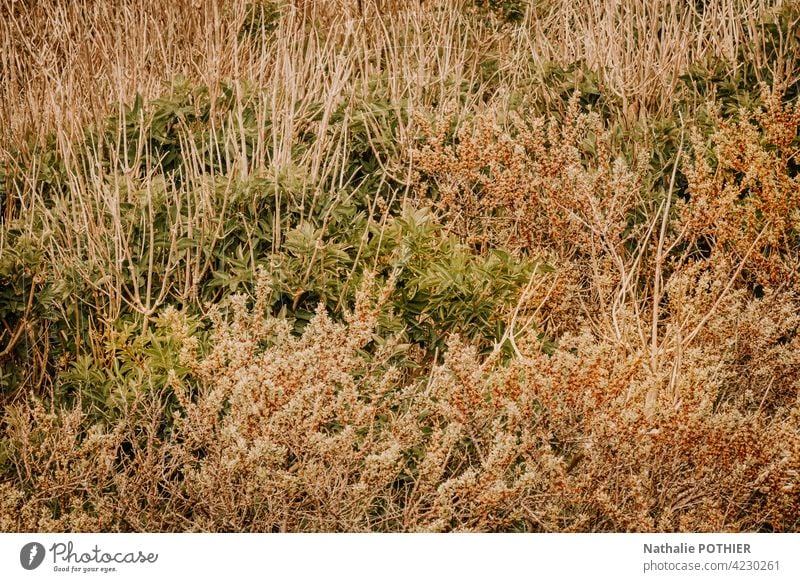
[1,0,799,531]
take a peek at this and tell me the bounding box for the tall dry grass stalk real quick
[2,0,794,149]
[524,0,797,116]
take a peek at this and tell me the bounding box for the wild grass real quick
[1,0,799,531]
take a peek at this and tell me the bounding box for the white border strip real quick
[2,533,798,581]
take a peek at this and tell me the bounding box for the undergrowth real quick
[1,0,799,532]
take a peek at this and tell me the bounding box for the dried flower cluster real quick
[677,86,800,290]
[412,97,650,335]
[2,276,798,532]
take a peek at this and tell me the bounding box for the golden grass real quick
[1,0,799,532]
[2,278,798,531]
[3,0,794,147]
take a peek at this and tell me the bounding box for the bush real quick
[2,280,797,532]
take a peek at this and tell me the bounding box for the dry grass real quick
[1,0,799,532]
[2,277,798,531]
[3,0,795,147]
[523,0,799,116]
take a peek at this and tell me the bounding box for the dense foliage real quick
[1,0,799,532]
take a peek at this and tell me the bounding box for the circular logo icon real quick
[20,542,46,570]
